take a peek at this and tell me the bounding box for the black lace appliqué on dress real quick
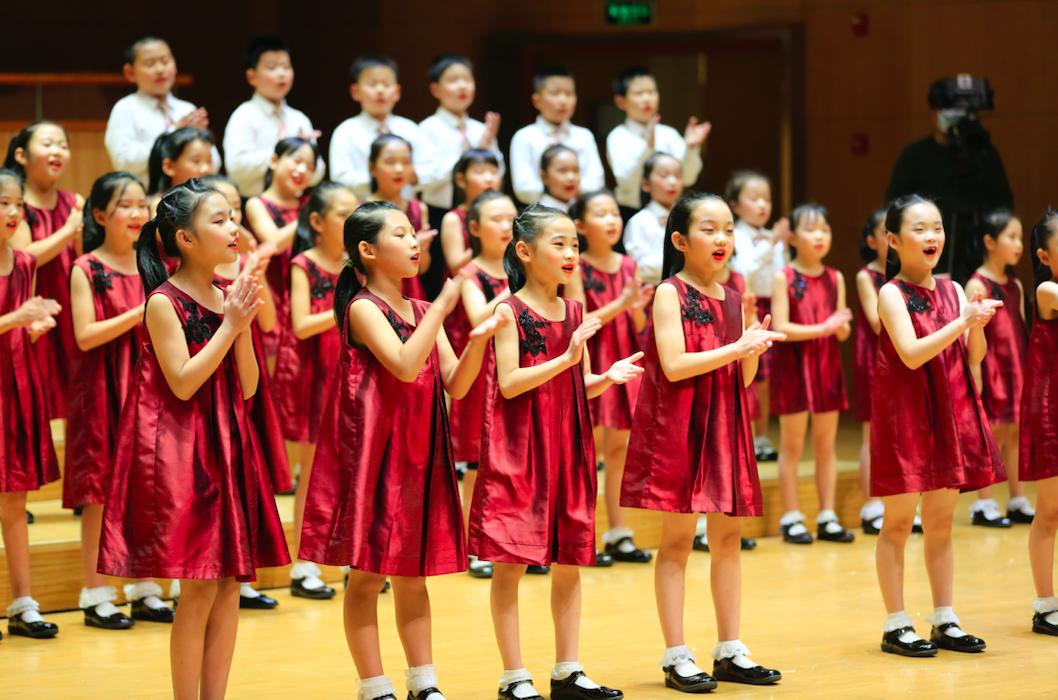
[88,258,117,294]
[385,309,414,343]
[581,265,606,293]
[987,279,1004,301]
[179,298,221,345]
[681,285,715,326]
[478,271,498,302]
[518,308,550,356]
[790,271,808,301]
[898,281,933,314]
[307,262,335,300]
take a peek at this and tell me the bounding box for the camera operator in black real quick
[885,75,1013,282]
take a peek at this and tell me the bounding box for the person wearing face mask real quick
[885,76,1013,282]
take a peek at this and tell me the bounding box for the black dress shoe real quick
[663,664,717,693]
[526,564,550,575]
[971,510,1012,528]
[84,605,134,630]
[1008,506,1035,524]
[1032,612,1058,636]
[781,522,813,544]
[239,592,279,609]
[468,561,494,579]
[862,516,882,535]
[550,672,623,699]
[817,520,855,543]
[712,657,781,685]
[912,519,924,534]
[291,577,336,600]
[754,446,778,462]
[740,537,757,550]
[692,534,710,552]
[381,579,391,593]
[408,687,443,700]
[498,679,542,699]
[26,510,34,524]
[930,623,985,652]
[131,599,175,623]
[880,626,937,657]
[8,613,58,639]
[592,551,615,567]
[73,506,83,517]
[604,537,652,563]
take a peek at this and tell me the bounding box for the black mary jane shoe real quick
[593,551,615,567]
[550,672,623,699]
[1032,612,1058,636]
[712,657,781,685]
[8,613,58,639]
[408,687,444,700]
[291,577,337,600]
[26,510,34,524]
[930,623,986,653]
[381,579,391,593]
[781,522,813,545]
[862,516,882,535]
[131,599,175,623]
[1008,506,1035,524]
[971,510,1012,528]
[498,679,543,699]
[84,605,134,630]
[817,520,855,543]
[605,537,653,563]
[880,626,937,657]
[239,592,279,610]
[468,561,494,579]
[526,564,551,575]
[663,664,717,693]
[692,534,710,552]
[741,537,757,551]
[754,446,778,462]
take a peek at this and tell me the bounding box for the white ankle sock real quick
[860,499,884,521]
[712,640,756,669]
[169,580,181,598]
[1034,596,1058,624]
[661,644,704,676]
[79,585,120,616]
[695,516,708,538]
[359,675,395,700]
[1009,496,1035,515]
[602,527,636,551]
[7,596,43,623]
[552,662,599,689]
[499,669,537,699]
[291,561,325,589]
[884,611,924,643]
[928,607,967,637]
[972,498,1003,519]
[240,582,261,598]
[405,664,443,699]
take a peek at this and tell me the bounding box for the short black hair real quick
[532,65,574,92]
[428,55,473,84]
[350,55,399,83]
[125,36,169,65]
[613,66,653,96]
[244,36,290,71]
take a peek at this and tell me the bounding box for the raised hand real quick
[741,290,758,322]
[684,116,712,149]
[222,274,263,334]
[604,351,645,384]
[822,308,854,335]
[737,314,786,358]
[28,313,57,340]
[565,316,602,366]
[479,111,501,149]
[770,217,791,245]
[297,128,323,141]
[433,266,472,315]
[18,296,61,326]
[469,302,513,341]
[64,202,84,242]
[962,291,1003,329]
[415,228,439,248]
[244,241,277,282]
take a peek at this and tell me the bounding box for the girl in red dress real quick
[567,189,653,565]
[244,137,318,368]
[1022,210,1058,636]
[67,172,176,629]
[770,203,854,545]
[146,127,216,211]
[965,209,1033,527]
[6,121,84,419]
[274,181,358,601]
[439,149,501,276]
[445,191,514,580]
[299,201,503,700]
[367,134,436,301]
[98,180,289,698]
[872,195,1003,657]
[468,204,642,700]
[622,193,784,691]
[0,168,62,640]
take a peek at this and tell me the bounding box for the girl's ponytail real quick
[1031,209,1058,292]
[333,200,399,329]
[136,178,221,293]
[505,203,572,293]
[503,237,527,293]
[136,219,170,293]
[332,264,363,330]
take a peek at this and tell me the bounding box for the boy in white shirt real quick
[330,55,427,200]
[105,36,220,184]
[223,36,325,197]
[606,66,710,217]
[508,66,605,205]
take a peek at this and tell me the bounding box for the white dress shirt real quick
[417,107,505,210]
[622,200,670,286]
[606,119,703,209]
[105,91,222,185]
[509,116,604,205]
[729,219,787,297]
[329,112,427,200]
[539,193,572,213]
[222,93,325,196]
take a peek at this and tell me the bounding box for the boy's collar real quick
[436,106,467,124]
[535,114,570,131]
[623,117,650,135]
[135,89,171,103]
[251,92,286,112]
[359,110,391,125]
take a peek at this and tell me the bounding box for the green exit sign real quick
[606,1,653,25]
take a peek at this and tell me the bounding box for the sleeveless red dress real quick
[273,254,342,444]
[721,270,758,420]
[64,255,144,508]
[299,290,466,576]
[247,195,300,360]
[0,250,59,492]
[98,281,290,580]
[402,199,429,301]
[622,277,762,515]
[769,266,848,415]
[447,263,507,463]
[870,278,1004,496]
[970,273,1027,424]
[467,296,597,566]
[581,256,642,430]
[852,266,885,422]
[1019,304,1058,481]
[25,190,78,418]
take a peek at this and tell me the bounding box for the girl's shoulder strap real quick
[565,296,583,324]
[12,248,36,277]
[290,252,311,273]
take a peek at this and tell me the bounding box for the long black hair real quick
[333,200,402,328]
[968,207,1018,278]
[1031,209,1058,291]
[883,194,935,280]
[859,207,887,263]
[263,137,319,191]
[83,171,143,253]
[147,127,215,195]
[504,204,570,293]
[135,179,222,293]
[451,148,500,208]
[661,191,728,280]
[294,181,356,256]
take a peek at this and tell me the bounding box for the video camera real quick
[927,74,994,149]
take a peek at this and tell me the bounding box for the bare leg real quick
[811,411,840,512]
[490,563,527,669]
[655,513,698,646]
[754,380,770,438]
[171,579,219,700]
[920,489,959,608]
[200,578,240,700]
[876,493,918,613]
[392,576,433,668]
[602,428,631,531]
[0,492,31,598]
[1000,424,1025,499]
[551,564,582,662]
[344,570,388,679]
[292,442,316,555]
[1029,477,1058,597]
[778,412,808,513]
[706,514,742,640]
[462,469,478,533]
[80,503,108,588]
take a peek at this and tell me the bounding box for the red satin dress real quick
[98,281,290,580]
[852,266,885,422]
[0,250,59,492]
[1019,305,1058,481]
[63,255,143,508]
[581,256,642,430]
[402,199,429,300]
[971,273,1027,424]
[299,290,465,576]
[273,253,341,444]
[246,195,300,360]
[25,190,78,418]
[447,263,507,463]
[769,266,848,415]
[468,296,597,566]
[622,277,762,515]
[722,269,758,420]
[870,278,1004,496]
